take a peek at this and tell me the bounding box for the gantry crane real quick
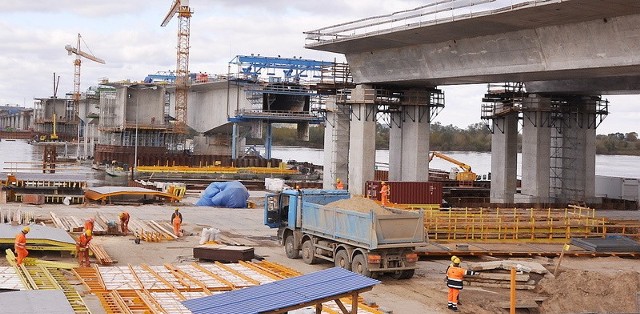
[65,33,105,123]
[161,0,192,134]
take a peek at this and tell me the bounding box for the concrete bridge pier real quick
[517,94,552,203]
[323,96,350,190]
[347,85,376,196]
[490,110,518,204]
[550,96,598,203]
[388,106,430,182]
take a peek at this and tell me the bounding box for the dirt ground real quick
[2,193,640,314]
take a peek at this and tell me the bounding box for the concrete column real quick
[348,85,376,195]
[389,106,430,181]
[551,96,597,202]
[490,112,518,203]
[323,96,350,190]
[518,94,551,203]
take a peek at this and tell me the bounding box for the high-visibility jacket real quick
[14,232,26,250]
[446,266,477,289]
[77,234,92,248]
[171,211,182,223]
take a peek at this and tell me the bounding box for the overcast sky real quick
[1,0,637,135]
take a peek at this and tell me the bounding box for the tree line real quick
[265,123,640,155]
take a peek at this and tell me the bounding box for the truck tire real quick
[301,240,318,264]
[334,250,351,270]
[284,235,300,259]
[351,254,372,277]
[392,269,415,280]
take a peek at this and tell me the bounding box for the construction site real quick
[2,0,640,313]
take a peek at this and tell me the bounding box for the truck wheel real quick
[351,254,372,277]
[284,235,300,259]
[392,269,415,280]
[334,250,351,270]
[301,240,318,264]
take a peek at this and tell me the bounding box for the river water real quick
[1,140,639,185]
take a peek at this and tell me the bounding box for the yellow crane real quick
[65,33,105,124]
[429,151,477,182]
[161,0,192,134]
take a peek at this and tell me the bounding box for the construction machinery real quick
[65,33,105,123]
[161,0,192,134]
[429,151,477,182]
[265,189,424,279]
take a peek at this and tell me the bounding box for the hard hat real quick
[22,226,30,233]
[175,207,179,211]
[119,212,125,218]
[336,178,341,182]
[85,229,92,237]
[452,257,461,265]
[381,181,386,185]
[450,255,458,262]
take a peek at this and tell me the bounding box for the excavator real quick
[428,151,477,183]
[39,113,59,142]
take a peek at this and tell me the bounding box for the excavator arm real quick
[429,151,477,182]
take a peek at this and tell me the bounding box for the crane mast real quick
[162,0,192,134]
[65,33,105,123]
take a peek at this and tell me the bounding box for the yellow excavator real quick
[428,151,477,182]
[39,113,58,142]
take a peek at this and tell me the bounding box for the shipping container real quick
[366,181,443,205]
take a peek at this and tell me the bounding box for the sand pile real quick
[537,269,640,313]
[325,197,392,215]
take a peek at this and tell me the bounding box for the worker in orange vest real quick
[14,226,30,266]
[446,256,478,311]
[119,212,130,234]
[171,208,183,237]
[76,229,93,267]
[336,178,344,190]
[380,181,390,206]
[84,217,95,234]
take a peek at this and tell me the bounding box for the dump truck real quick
[264,189,425,279]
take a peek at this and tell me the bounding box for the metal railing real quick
[305,0,560,44]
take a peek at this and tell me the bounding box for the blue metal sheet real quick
[182,267,380,314]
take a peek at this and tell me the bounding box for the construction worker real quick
[119,211,130,234]
[171,208,183,237]
[84,217,95,234]
[335,178,344,190]
[380,181,390,206]
[446,256,478,311]
[76,229,92,267]
[14,226,30,266]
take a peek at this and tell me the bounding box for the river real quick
[1,140,639,185]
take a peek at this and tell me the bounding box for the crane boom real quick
[65,45,105,64]
[161,0,181,26]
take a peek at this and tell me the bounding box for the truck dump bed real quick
[300,193,425,250]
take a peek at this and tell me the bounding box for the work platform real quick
[0,224,75,252]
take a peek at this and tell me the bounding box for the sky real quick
[0,0,638,135]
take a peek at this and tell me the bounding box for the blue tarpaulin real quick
[196,181,249,208]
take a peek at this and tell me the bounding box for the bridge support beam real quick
[517,94,551,203]
[323,96,350,190]
[389,106,430,181]
[490,111,518,204]
[348,85,376,195]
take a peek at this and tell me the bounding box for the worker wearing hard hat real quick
[380,181,390,206]
[445,256,478,311]
[14,226,30,265]
[171,208,183,237]
[119,212,130,235]
[335,178,344,190]
[76,229,93,267]
[84,217,95,234]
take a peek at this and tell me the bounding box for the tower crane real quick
[65,33,105,123]
[161,0,192,134]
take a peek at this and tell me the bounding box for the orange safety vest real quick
[446,266,476,289]
[14,232,26,250]
[77,234,92,248]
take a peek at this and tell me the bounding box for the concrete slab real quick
[0,290,74,313]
